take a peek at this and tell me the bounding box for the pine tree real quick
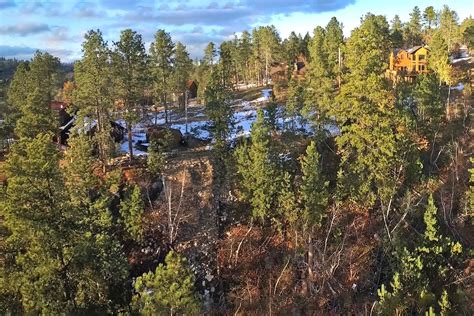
[438,5,461,52]
[251,27,264,85]
[111,29,148,160]
[377,195,465,314]
[460,17,474,50]
[0,134,74,313]
[405,6,423,47]
[6,62,31,126]
[239,31,253,84]
[62,133,131,312]
[173,42,192,109]
[284,31,303,78]
[286,78,304,131]
[15,87,57,139]
[429,29,452,88]
[423,6,437,30]
[304,25,334,133]
[324,17,344,79]
[390,15,404,48]
[219,41,236,89]
[74,29,114,167]
[0,133,129,313]
[413,73,444,137]
[255,26,281,84]
[335,14,409,207]
[27,51,61,102]
[132,251,201,315]
[203,42,216,66]
[119,185,144,243]
[235,109,279,222]
[149,29,175,124]
[7,52,61,138]
[204,67,233,151]
[277,171,299,230]
[300,141,328,229]
[147,139,165,176]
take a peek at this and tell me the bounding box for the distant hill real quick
[0,57,74,83]
[0,57,21,82]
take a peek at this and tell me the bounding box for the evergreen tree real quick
[173,42,192,109]
[147,139,165,176]
[390,15,405,48]
[235,109,279,222]
[7,52,61,137]
[405,6,423,47]
[429,30,452,87]
[219,41,236,89]
[62,133,131,312]
[423,6,437,30]
[335,14,409,207]
[283,31,303,78]
[377,196,465,314]
[27,51,62,102]
[149,29,174,124]
[460,17,474,50]
[0,134,75,313]
[111,29,148,160]
[204,67,233,151]
[119,185,144,243]
[413,73,444,137]
[286,78,304,131]
[277,171,299,230]
[132,251,201,315]
[15,87,57,139]
[438,5,461,52]
[324,17,344,79]
[251,27,264,85]
[239,31,253,84]
[203,42,217,66]
[256,26,281,84]
[0,133,129,313]
[300,141,328,229]
[6,62,31,119]
[305,26,334,133]
[74,29,114,167]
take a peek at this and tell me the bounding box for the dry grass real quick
[0,160,6,183]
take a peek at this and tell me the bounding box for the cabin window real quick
[418,54,425,61]
[419,65,425,71]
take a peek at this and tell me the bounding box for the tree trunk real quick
[306,227,315,294]
[164,93,169,124]
[96,107,106,172]
[265,52,269,85]
[127,121,133,162]
[446,85,451,120]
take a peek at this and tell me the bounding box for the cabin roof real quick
[50,101,68,111]
[407,45,430,54]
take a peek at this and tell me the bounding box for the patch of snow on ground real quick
[451,56,471,63]
[171,121,211,140]
[451,83,464,91]
[120,131,148,156]
[118,102,340,156]
[262,89,272,99]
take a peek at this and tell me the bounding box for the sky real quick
[0,0,472,62]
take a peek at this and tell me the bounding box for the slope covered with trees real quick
[0,4,473,315]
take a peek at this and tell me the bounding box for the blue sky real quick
[0,0,472,62]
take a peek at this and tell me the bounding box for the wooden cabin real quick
[186,80,198,99]
[387,45,430,81]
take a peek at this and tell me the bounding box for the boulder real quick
[146,126,183,149]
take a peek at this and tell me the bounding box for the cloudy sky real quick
[0,0,471,62]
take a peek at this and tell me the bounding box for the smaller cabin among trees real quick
[186,80,198,99]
